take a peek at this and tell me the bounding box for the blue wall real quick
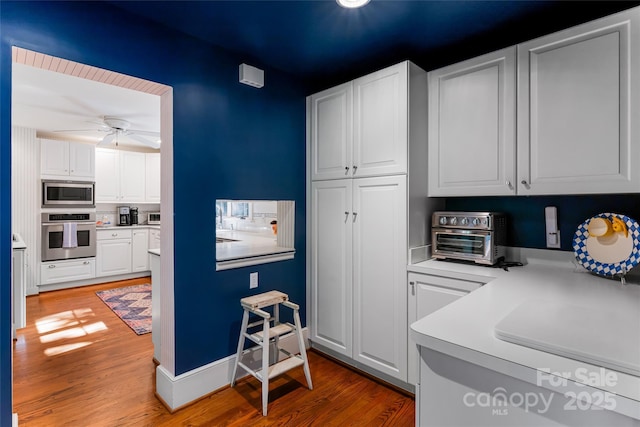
[0,1,306,422]
[447,195,640,251]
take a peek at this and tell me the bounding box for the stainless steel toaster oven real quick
[431,211,507,265]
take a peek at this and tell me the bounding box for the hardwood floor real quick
[13,279,415,426]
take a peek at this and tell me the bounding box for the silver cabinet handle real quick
[112,233,118,237]
[352,165,357,174]
[345,166,349,174]
[83,261,90,265]
[506,180,513,190]
[344,211,349,221]
[352,212,358,222]
[521,179,530,189]
[409,281,415,295]
[49,264,55,269]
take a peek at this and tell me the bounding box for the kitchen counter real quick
[12,233,26,250]
[410,249,640,421]
[216,229,294,270]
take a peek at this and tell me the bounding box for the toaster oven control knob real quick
[439,217,448,225]
[450,217,458,226]
[472,218,480,226]
[460,217,468,226]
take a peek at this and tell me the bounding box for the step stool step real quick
[241,291,288,310]
[255,356,305,381]
[253,323,294,341]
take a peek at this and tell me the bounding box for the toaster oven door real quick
[432,229,493,263]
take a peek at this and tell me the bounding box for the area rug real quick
[96,284,152,335]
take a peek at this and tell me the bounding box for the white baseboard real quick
[13,413,18,426]
[156,327,309,411]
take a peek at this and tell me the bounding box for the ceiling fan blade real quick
[53,129,100,133]
[97,132,116,146]
[128,129,160,137]
[127,133,160,149]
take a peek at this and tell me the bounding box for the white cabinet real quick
[145,153,161,202]
[407,272,485,385]
[132,229,149,272]
[95,148,147,203]
[428,47,516,196]
[40,258,96,285]
[429,7,639,196]
[149,228,161,251]
[96,229,132,277]
[41,139,95,180]
[311,175,408,380]
[310,62,409,181]
[517,8,640,195]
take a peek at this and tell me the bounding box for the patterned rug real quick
[96,284,152,335]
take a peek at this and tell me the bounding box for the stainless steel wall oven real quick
[41,212,96,261]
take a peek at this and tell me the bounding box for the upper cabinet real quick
[95,148,158,203]
[517,8,640,195]
[310,62,408,181]
[429,7,639,196]
[428,48,516,196]
[41,139,95,181]
[145,153,161,203]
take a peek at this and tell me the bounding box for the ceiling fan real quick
[97,116,160,149]
[56,116,161,149]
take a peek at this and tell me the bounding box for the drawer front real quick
[97,229,133,240]
[41,258,95,285]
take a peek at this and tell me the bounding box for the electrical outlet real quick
[250,272,258,289]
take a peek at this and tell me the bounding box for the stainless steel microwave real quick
[42,180,95,208]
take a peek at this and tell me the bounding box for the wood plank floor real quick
[13,279,415,426]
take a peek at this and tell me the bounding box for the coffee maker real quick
[117,206,131,226]
[130,207,139,225]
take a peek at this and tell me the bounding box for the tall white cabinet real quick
[308,61,440,386]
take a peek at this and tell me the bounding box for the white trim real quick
[156,327,309,411]
[12,413,17,427]
[215,251,295,271]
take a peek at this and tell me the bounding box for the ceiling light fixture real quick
[336,0,370,9]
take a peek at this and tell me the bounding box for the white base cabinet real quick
[40,258,96,285]
[132,229,149,272]
[311,175,408,380]
[96,229,132,277]
[407,272,485,385]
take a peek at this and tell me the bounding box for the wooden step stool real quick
[230,290,313,416]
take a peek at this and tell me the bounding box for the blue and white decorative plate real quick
[573,213,640,277]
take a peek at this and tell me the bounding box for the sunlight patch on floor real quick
[35,308,96,334]
[39,322,108,344]
[44,342,93,357]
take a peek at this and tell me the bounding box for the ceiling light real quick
[336,0,370,9]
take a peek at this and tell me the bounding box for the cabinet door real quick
[132,229,150,272]
[95,148,120,202]
[517,9,640,195]
[40,259,95,285]
[145,153,161,202]
[352,175,407,380]
[353,62,408,178]
[149,229,161,250]
[428,48,517,196]
[310,82,353,181]
[310,179,353,357]
[40,139,70,176]
[119,151,146,202]
[69,142,95,178]
[96,239,132,277]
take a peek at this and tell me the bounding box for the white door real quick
[352,175,407,380]
[517,9,640,195]
[310,82,353,181]
[145,153,161,202]
[353,62,408,178]
[69,142,95,178]
[96,239,132,277]
[132,229,149,272]
[119,151,146,202]
[40,139,69,176]
[310,179,353,357]
[95,148,120,202]
[428,48,517,196]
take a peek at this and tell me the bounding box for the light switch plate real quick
[250,272,258,289]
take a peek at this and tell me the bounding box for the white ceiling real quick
[12,62,161,150]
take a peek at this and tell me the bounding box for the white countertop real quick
[148,249,160,256]
[216,229,294,262]
[409,249,640,416]
[12,233,26,250]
